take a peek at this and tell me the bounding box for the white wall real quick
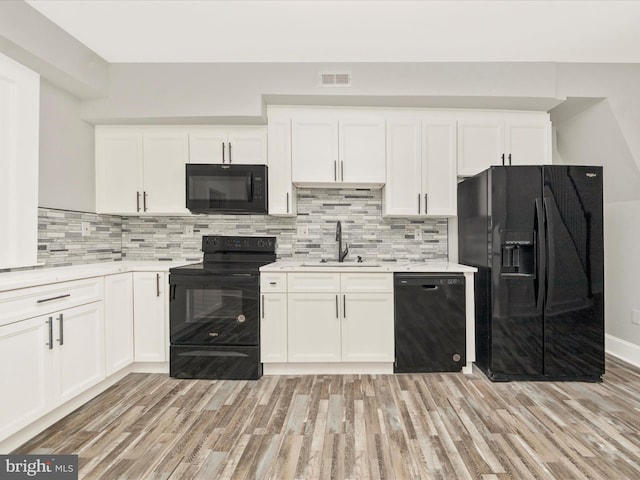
[0,1,108,99]
[39,80,95,212]
[604,201,640,365]
[80,62,559,123]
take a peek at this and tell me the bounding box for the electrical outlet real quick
[632,309,640,326]
[81,222,90,237]
[184,225,194,236]
[297,225,309,237]
[414,226,422,241]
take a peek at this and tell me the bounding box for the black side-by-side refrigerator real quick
[458,165,604,381]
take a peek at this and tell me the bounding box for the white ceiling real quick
[25,0,640,64]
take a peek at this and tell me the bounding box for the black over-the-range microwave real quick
[185,163,268,214]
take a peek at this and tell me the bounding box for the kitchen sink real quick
[300,261,381,267]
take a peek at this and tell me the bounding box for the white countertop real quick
[0,259,477,292]
[0,261,192,292]
[260,260,477,274]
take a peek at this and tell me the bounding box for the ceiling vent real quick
[319,71,352,87]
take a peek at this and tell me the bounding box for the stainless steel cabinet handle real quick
[156,273,161,297]
[261,295,265,318]
[37,294,70,304]
[58,313,64,346]
[501,153,505,165]
[286,192,289,214]
[136,191,141,212]
[335,295,339,318]
[341,161,344,181]
[143,191,148,212]
[343,295,346,318]
[425,194,428,214]
[508,153,512,166]
[418,194,421,214]
[46,317,53,349]
[334,161,337,181]
[222,142,226,163]
[228,142,232,163]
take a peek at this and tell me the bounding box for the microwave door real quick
[208,187,224,208]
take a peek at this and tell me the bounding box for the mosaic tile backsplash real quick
[29,188,448,270]
[37,208,122,268]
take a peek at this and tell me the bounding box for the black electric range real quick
[169,235,276,380]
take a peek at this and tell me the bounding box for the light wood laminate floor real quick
[15,356,640,479]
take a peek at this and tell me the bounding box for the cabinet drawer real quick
[288,273,340,293]
[260,273,287,293]
[341,273,393,293]
[0,277,104,327]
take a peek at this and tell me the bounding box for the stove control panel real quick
[202,235,276,253]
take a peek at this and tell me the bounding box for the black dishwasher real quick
[394,274,466,372]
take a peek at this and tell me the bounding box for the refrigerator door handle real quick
[543,197,555,310]
[535,197,546,312]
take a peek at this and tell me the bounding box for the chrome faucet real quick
[336,221,349,262]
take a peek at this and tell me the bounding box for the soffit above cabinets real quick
[263,95,566,113]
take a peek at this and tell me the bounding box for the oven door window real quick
[170,275,259,346]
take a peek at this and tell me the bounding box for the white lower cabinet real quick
[104,273,134,375]
[261,271,394,365]
[260,293,288,362]
[0,268,175,445]
[0,300,104,441]
[133,272,168,362]
[287,293,342,362]
[53,302,105,405]
[341,293,394,362]
[0,316,52,441]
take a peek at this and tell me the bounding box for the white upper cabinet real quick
[291,116,338,183]
[267,111,296,216]
[189,126,267,165]
[384,114,457,217]
[142,128,190,214]
[291,109,385,186]
[96,126,189,215]
[95,127,144,215]
[457,111,551,176]
[422,119,458,216]
[0,54,39,269]
[339,118,386,183]
[504,113,552,167]
[384,119,422,216]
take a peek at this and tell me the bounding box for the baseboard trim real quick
[132,361,169,374]
[263,362,393,375]
[606,334,640,368]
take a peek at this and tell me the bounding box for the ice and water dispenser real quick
[500,231,535,276]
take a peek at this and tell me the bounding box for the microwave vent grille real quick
[319,71,352,87]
